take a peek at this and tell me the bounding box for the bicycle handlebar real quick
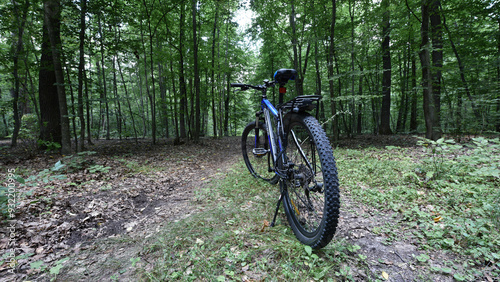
[230,81,275,91]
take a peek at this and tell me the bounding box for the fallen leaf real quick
[381,271,389,280]
[433,216,442,223]
[260,220,270,232]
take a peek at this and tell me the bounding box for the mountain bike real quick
[231,69,340,249]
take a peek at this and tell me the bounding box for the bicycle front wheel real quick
[282,113,340,249]
[242,121,279,184]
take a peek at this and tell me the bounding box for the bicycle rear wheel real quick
[282,113,340,249]
[242,121,279,184]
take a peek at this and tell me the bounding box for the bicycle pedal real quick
[252,148,268,157]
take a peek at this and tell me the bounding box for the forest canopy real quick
[0,0,499,153]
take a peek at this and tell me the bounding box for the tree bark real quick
[179,3,187,139]
[420,0,438,140]
[379,0,393,135]
[112,54,122,139]
[410,53,418,132]
[192,0,201,141]
[43,0,71,153]
[210,4,218,137]
[10,0,29,147]
[77,0,86,151]
[97,14,110,140]
[430,0,442,139]
[328,0,338,141]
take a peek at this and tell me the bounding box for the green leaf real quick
[304,245,312,256]
[52,160,66,171]
[415,253,430,263]
[130,257,140,267]
[30,260,45,270]
[453,273,467,281]
[443,238,454,247]
[49,263,64,275]
[15,176,25,184]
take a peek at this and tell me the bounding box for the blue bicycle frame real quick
[261,97,286,178]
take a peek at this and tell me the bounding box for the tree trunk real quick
[112,54,123,139]
[158,60,168,139]
[396,52,407,133]
[97,14,110,140]
[430,0,442,139]
[84,68,92,144]
[77,0,86,151]
[211,5,218,138]
[144,6,157,145]
[357,65,363,134]
[64,64,78,150]
[118,57,138,142]
[379,0,392,135]
[44,0,71,153]
[169,61,180,138]
[290,0,300,95]
[192,0,201,141]
[328,0,338,141]
[410,53,418,132]
[420,0,438,140]
[349,0,355,137]
[179,3,187,139]
[10,0,29,147]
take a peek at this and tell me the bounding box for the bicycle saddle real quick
[274,69,298,85]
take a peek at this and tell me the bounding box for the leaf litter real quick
[1,134,497,281]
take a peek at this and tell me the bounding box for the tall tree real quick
[328,0,339,141]
[379,0,392,135]
[44,0,71,153]
[210,2,219,138]
[77,0,87,151]
[178,2,187,139]
[192,0,201,141]
[9,0,30,147]
[39,1,61,148]
[429,0,442,139]
[420,0,439,140]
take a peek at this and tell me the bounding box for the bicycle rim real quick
[283,114,339,248]
[242,122,278,184]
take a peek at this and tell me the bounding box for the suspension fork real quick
[254,111,262,148]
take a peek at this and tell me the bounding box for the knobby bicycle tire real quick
[282,113,340,249]
[241,121,279,184]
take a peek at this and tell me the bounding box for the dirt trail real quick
[0,136,457,281]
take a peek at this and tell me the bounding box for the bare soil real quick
[0,135,467,281]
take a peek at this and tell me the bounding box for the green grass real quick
[336,137,500,280]
[140,162,358,281]
[139,137,500,281]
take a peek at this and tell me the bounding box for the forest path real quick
[1,136,453,281]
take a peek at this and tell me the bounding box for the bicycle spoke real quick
[283,114,339,248]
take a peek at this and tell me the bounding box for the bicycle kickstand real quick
[271,186,286,227]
